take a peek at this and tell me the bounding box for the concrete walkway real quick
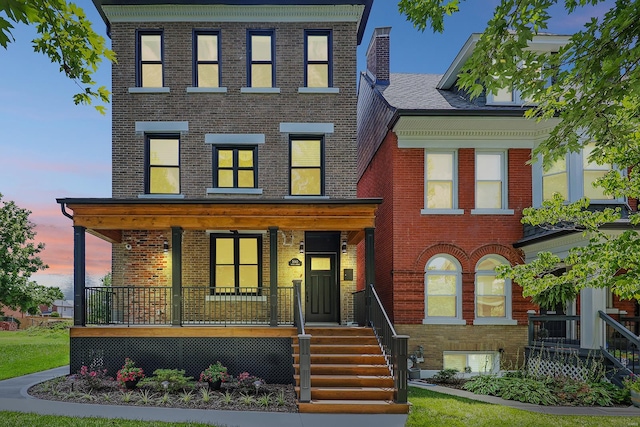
[409,380,640,416]
[0,367,408,427]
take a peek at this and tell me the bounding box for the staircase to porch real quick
[292,327,410,414]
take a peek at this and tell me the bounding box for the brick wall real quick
[110,21,359,199]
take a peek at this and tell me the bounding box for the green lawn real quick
[406,387,640,427]
[0,327,70,380]
[0,412,216,426]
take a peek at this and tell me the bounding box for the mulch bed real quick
[29,376,298,412]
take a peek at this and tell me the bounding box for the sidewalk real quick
[0,367,408,427]
[409,380,640,416]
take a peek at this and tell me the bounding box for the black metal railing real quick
[365,284,408,404]
[85,285,294,326]
[528,313,581,347]
[600,310,640,380]
[294,281,311,402]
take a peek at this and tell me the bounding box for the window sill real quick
[284,195,330,200]
[420,209,464,215]
[298,87,340,94]
[470,209,515,215]
[205,295,266,302]
[137,194,185,199]
[240,87,281,94]
[472,318,518,326]
[186,87,228,93]
[422,318,466,325]
[129,87,170,93]
[207,188,263,195]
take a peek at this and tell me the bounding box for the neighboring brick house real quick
[58,0,379,385]
[357,29,636,375]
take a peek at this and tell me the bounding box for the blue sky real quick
[0,0,612,296]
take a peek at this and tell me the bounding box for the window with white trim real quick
[424,255,463,323]
[443,351,499,373]
[424,151,458,211]
[475,151,507,210]
[474,255,514,323]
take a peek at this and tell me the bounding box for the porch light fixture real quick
[299,240,304,254]
[163,240,169,252]
[341,240,347,254]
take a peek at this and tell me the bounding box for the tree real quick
[0,0,115,113]
[398,1,640,300]
[0,193,62,314]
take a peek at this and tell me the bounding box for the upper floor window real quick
[542,157,567,201]
[424,151,458,210]
[474,255,513,323]
[214,147,257,189]
[290,137,323,196]
[211,234,262,295]
[475,152,507,210]
[248,30,275,88]
[424,255,464,324]
[194,30,220,87]
[146,135,180,194]
[583,144,611,200]
[305,30,332,88]
[137,31,163,87]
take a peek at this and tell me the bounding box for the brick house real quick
[57,0,410,414]
[357,29,637,376]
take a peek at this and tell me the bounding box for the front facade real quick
[59,0,376,383]
[357,28,637,374]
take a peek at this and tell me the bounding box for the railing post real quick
[269,227,279,326]
[364,227,375,326]
[393,335,409,404]
[73,225,86,326]
[298,334,311,402]
[171,226,182,326]
[293,280,302,332]
[528,312,535,345]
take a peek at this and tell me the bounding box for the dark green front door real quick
[305,254,338,322]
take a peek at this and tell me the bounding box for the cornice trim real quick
[103,4,364,23]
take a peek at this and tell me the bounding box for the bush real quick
[50,312,60,318]
[138,369,195,393]
[431,368,462,384]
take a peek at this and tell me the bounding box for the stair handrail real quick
[366,283,408,404]
[294,281,310,402]
[599,310,640,382]
[294,281,305,336]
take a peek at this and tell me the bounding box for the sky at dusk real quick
[0,0,613,297]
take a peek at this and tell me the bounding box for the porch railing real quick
[363,284,408,404]
[294,281,311,403]
[600,310,640,380]
[85,286,294,326]
[527,313,581,348]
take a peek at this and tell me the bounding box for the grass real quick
[406,387,640,427]
[0,327,70,380]
[0,412,217,426]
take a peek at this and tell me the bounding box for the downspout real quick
[60,202,73,220]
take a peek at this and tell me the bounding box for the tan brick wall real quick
[396,324,529,371]
[110,21,358,199]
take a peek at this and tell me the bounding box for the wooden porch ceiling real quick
[58,198,381,244]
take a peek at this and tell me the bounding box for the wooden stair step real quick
[293,354,386,364]
[298,400,410,414]
[304,327,374,336]
[294,374,394,387]
[294,363,390,376]
[296,336,378,345]
[292,344,381,354]
[295,386,394,400]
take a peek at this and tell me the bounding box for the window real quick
[248,30,275,88]
[474,255,513,323]
[137,31,163,87]
[583,144,612,200]
[475,152,507,210]
[424,255,464,324]
[194,31,220,87]
[211,234,262,294]
[542,157,568,201]
[443,352,498,373]
[305,30,331,88]
[424,151,458,211]
[290,137,323,196]
[213,147,257,188]
[146,135,179,194]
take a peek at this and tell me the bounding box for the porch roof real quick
[57,198,381,244]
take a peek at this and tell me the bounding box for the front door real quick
[305,254,338,323]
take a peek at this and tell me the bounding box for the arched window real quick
[424,255,464,324]
[474,255,516,325]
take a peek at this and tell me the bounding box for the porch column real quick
[365,227,375,325]
[73,225,86,326]
[580,287,607,349]
[171,226,182,326]
[269,226,278,327]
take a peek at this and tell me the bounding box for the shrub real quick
[116,358,145,388]
[76,358,108,390]
[431,368,461,384]
[231,372,265,394]
[138,369,195,393]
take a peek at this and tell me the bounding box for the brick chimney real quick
[366,27,391,85]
